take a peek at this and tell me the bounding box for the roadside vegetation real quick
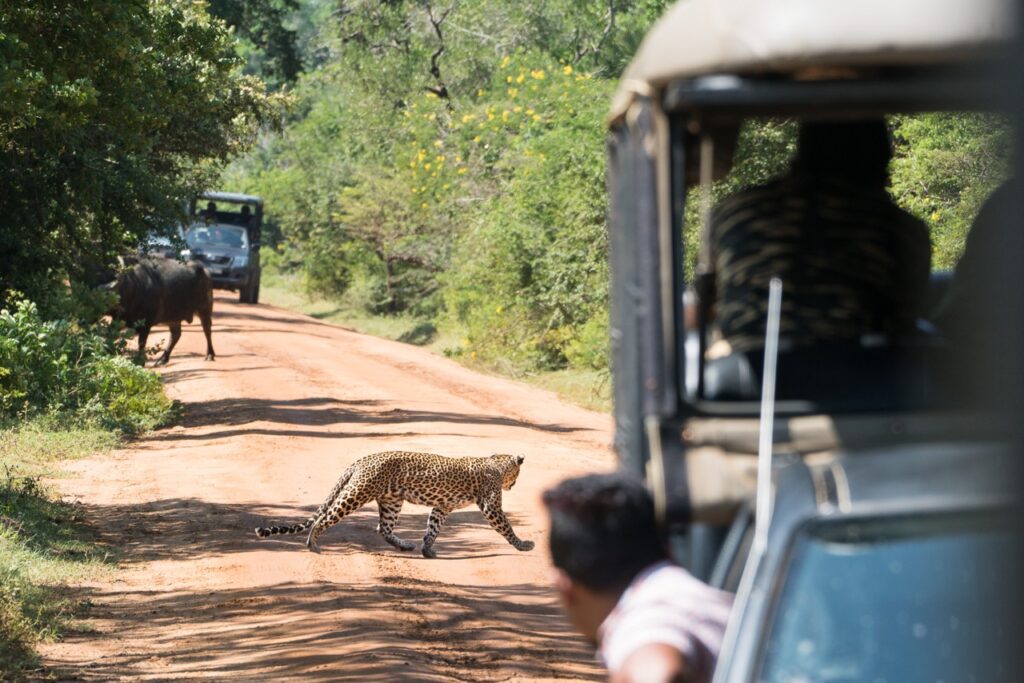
[224,0,1011,404]
[0,1,285,674]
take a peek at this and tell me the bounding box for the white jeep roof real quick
[609,0,1014,124]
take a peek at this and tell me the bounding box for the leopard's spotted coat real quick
[254,451,533,558]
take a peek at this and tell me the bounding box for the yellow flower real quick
[424,163,432,170]
[506,76,513,83]
[473,136,481,143]
[477,88,484,97]
[531,69,545,80]
[461,113,476,123]
[562,65,573,76]
[526,108,535,115]
[417,150,426,161]
[532,114,542,122]
[516,73,525,84]
[454,155,462,163]
[403,110,411,118]
[411,187,418,194]
[507,87,518,98]
[501,110,510,121]
[427,113,436,121]
[931,211,942,222]
[495,305,503,314]
[433,139,443,148]
[513,105,522,113]
[435,154,444,162]
[457,167,468,174]
[421,202,428,208]
[500,55,511,69]
[487,112,495,121]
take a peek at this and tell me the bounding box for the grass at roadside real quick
[260,266,611,413]
[0,419,119,676]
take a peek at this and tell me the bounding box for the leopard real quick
[254,451,534,559]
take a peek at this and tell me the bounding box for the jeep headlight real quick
[233,255,249,268]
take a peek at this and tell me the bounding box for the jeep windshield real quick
[759,512,1011,682]
[184,224,248,251]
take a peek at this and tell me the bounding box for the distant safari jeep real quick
[185,192,263,304]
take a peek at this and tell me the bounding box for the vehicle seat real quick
[702,339,957,412]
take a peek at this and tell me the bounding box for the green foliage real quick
[208,0,303,87]
[432,55,612,368]
[890,113,1013,269]
[0,0,285,313]
[0,300,173,435]
[227,1,1012,380]
[1,421,116,675]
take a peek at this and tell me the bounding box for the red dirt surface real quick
[38,297,615,681]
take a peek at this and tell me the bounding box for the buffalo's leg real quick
[199,310,215,361]
[136,325,151,364]
[154,322,181,366]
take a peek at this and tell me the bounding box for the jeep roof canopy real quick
[609,0,1013,125]
[196,191,263,207]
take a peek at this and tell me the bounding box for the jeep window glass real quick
[681,114,1013,279]
[184,225,249,251]
[758,513,1011,683]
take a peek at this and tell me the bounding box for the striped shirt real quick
[709,176,931,353]
[598,561,734,683]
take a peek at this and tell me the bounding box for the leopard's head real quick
[491,453,525,490]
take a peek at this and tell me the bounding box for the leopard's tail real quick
[254,464,355,539]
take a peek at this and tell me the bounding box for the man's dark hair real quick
[542,472,668,594]
[792,119,892,186]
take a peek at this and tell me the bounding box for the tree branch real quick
[423,2,455,107]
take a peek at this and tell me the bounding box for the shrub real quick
[0,299,172,434]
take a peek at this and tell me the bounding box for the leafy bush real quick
[1,422,116,674]
[0,299,173,434]
[891,113,1013,269]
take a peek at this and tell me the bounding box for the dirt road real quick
[39,297,614,681]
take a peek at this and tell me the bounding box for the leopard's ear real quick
[515,455,525,465]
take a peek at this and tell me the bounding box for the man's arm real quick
[611,643,689,683]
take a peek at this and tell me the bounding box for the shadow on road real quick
[50,497,596,681]
[142,395,590,441]
[79,497,535,564]
[48,577,601,681]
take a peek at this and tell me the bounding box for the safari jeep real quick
[185,192,263,304]
[605,0,1022,680]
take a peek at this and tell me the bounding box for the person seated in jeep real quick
[200,201,218,223]
[708,120,932,355]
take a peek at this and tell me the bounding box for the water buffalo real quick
[106,257,215,366]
